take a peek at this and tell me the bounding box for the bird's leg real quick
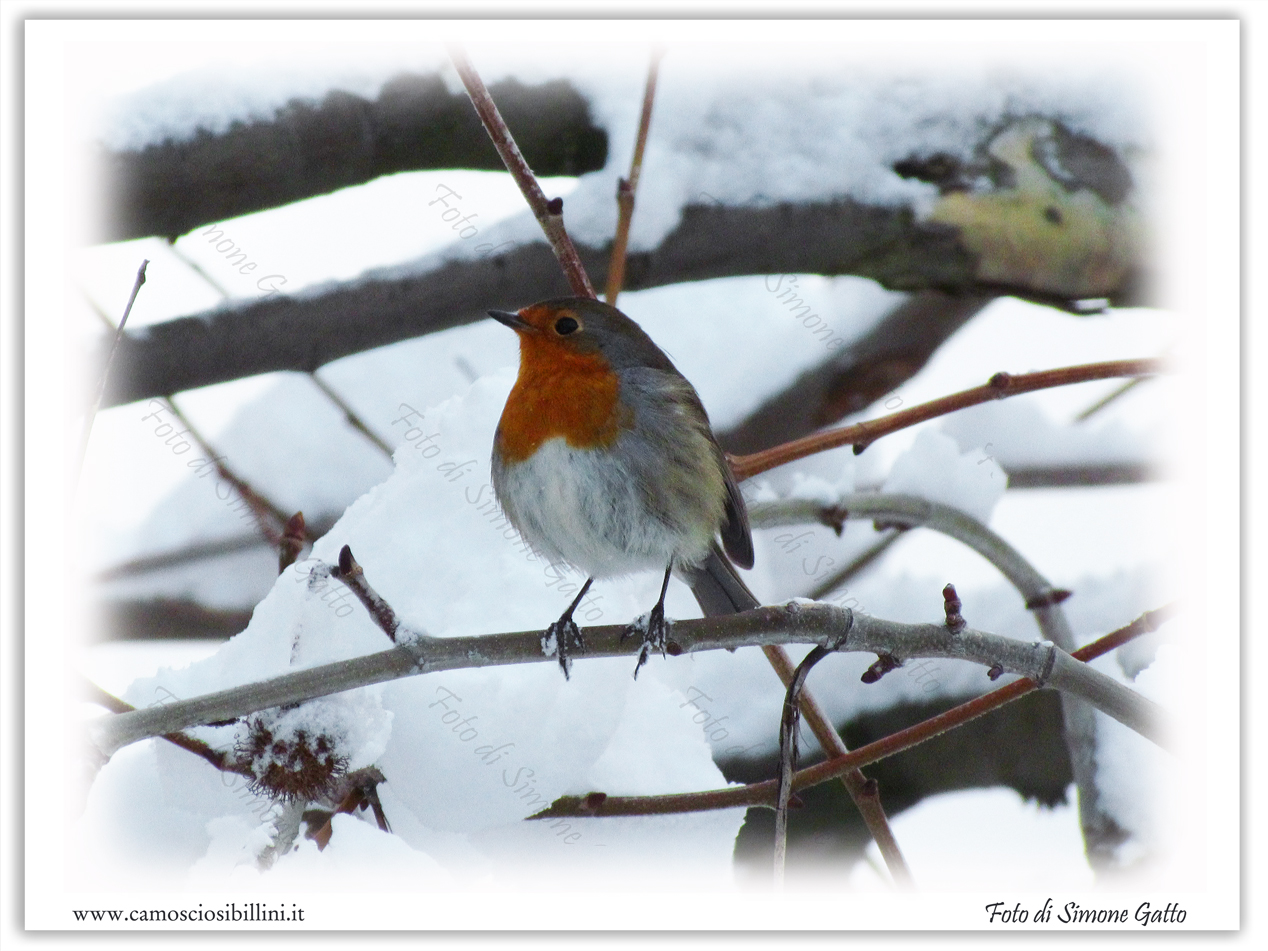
[545,577,593,680]
[623,566,673,679]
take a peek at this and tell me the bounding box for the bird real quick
[488,297,756,679]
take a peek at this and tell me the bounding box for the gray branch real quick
[750,492,1134,868]
[96,193,1140,408]
[88,601,1167,760]
[94,74,608,244]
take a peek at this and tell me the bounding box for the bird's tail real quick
[685,544,760,616]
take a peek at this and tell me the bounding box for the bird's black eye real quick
[554,316,579,335]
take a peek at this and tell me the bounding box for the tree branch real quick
[718,291,991,454]
[605,49,662,306]
[88,600,1168,759]
[749,492,1135,864]
[449,47,595,298]
[730,359,1163,480]
[96,199,1139,408]
[530,603,1176,819]
[94,73,608,243]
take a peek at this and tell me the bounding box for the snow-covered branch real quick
[89,601,1167,759]
[95,73,608,243]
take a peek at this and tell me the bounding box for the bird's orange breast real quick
[496,336,631,464]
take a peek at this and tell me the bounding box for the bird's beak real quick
[488,309,536,333]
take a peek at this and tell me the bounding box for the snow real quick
[880,429,1007,525]
[90,39,1152,272]
[848,785,1095,891]
[66,33,1194,903]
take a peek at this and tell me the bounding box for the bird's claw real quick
[626,603,668,680]
[545,616,586,680]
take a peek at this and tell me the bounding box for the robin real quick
[488,297,758,678]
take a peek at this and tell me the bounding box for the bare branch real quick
[82,678,250,778]
[774,643,839,886]
[96,199,1137,409]
[95,73,607,243]
[449,47,595,298]
[328,545,400,642]
[719,291,991,454]
[531,603,1176,820]
[88,602,1169,759]
[751,491,1142,863]
[307,372,393,458]
[95,510,342,585]
[160,397,291,544]
[730,359,1163,480]
[606,50,663,306]
[76,259,147,482]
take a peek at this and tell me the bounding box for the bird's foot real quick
[543,614,586,680]
[623,601,668,680]
[542,577,594,680]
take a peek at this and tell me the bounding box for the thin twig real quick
[308,372,394,458]
[168,241,232,299]
[77,260,148,484]
[606,49,663,306]
[774,644,834,886]
[761,644,913,886]
[1073,375,1149,422]
[806,528,905,600]
[730,359,1163,481]
[448,46,595,298]
[161,397,291,544]
[329,545,400,642]
[95,511,342,582]
[528,603,1177,820]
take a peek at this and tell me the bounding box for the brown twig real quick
[806,528,905,600]
[762,644,913,885]
[278,511,307,574]
[167,241,232,298]
[530,603,1177,820]
[449,46,595,298]
[161,397,291,544]
[605,49,663,306]
[729,359,1163,481]
[77,260,148,483]
[330,545,401,642]
[95,511,342,583]
[307,372,394,459]
[774,644,834,885]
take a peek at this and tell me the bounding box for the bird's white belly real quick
[493,437,713,579]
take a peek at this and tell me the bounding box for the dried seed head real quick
[237,714,348,803]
